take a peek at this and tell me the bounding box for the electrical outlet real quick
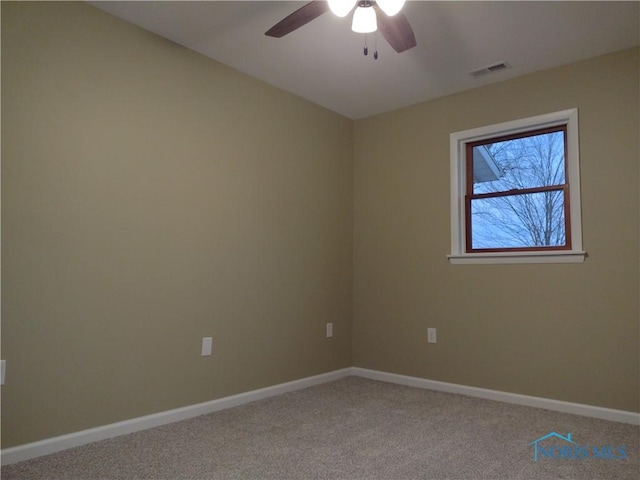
[201,337,213,356]
[326,323,333,338]
[427,328,437,344]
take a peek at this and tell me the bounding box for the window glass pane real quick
[472,130,565,194]
[470,191,566,249]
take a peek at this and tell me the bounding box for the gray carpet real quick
[2,376,638,479]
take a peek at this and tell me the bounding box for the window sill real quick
[447,250,587,265]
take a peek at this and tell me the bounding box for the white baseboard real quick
[0,368,352,466]
[3,366,638,466]
[351,367,640,426]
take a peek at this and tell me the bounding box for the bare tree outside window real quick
[467,127,570,251]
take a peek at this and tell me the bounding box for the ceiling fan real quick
[265,0,417,55]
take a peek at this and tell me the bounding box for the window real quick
[449,109,585,264]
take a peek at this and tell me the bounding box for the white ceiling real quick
[90,1,639,119]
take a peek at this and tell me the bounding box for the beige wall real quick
[2,1,638,451]
[353,48,639,412]
[1,2,353,447]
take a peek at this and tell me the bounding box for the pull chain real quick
[362,33,378,59]
[374,32,379,59]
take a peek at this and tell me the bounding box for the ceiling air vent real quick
[469,61,509,78]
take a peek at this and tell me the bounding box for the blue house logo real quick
[529,432,628,462]
[529,432,575,461]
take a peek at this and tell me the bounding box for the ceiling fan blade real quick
[373,5,417,53]
[265,1,330,38]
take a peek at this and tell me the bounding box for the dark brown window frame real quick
[464,125,572,253]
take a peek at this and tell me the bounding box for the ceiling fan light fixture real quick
[328,0,357,18]
[376,0,406,17]
[351,6,377,33]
